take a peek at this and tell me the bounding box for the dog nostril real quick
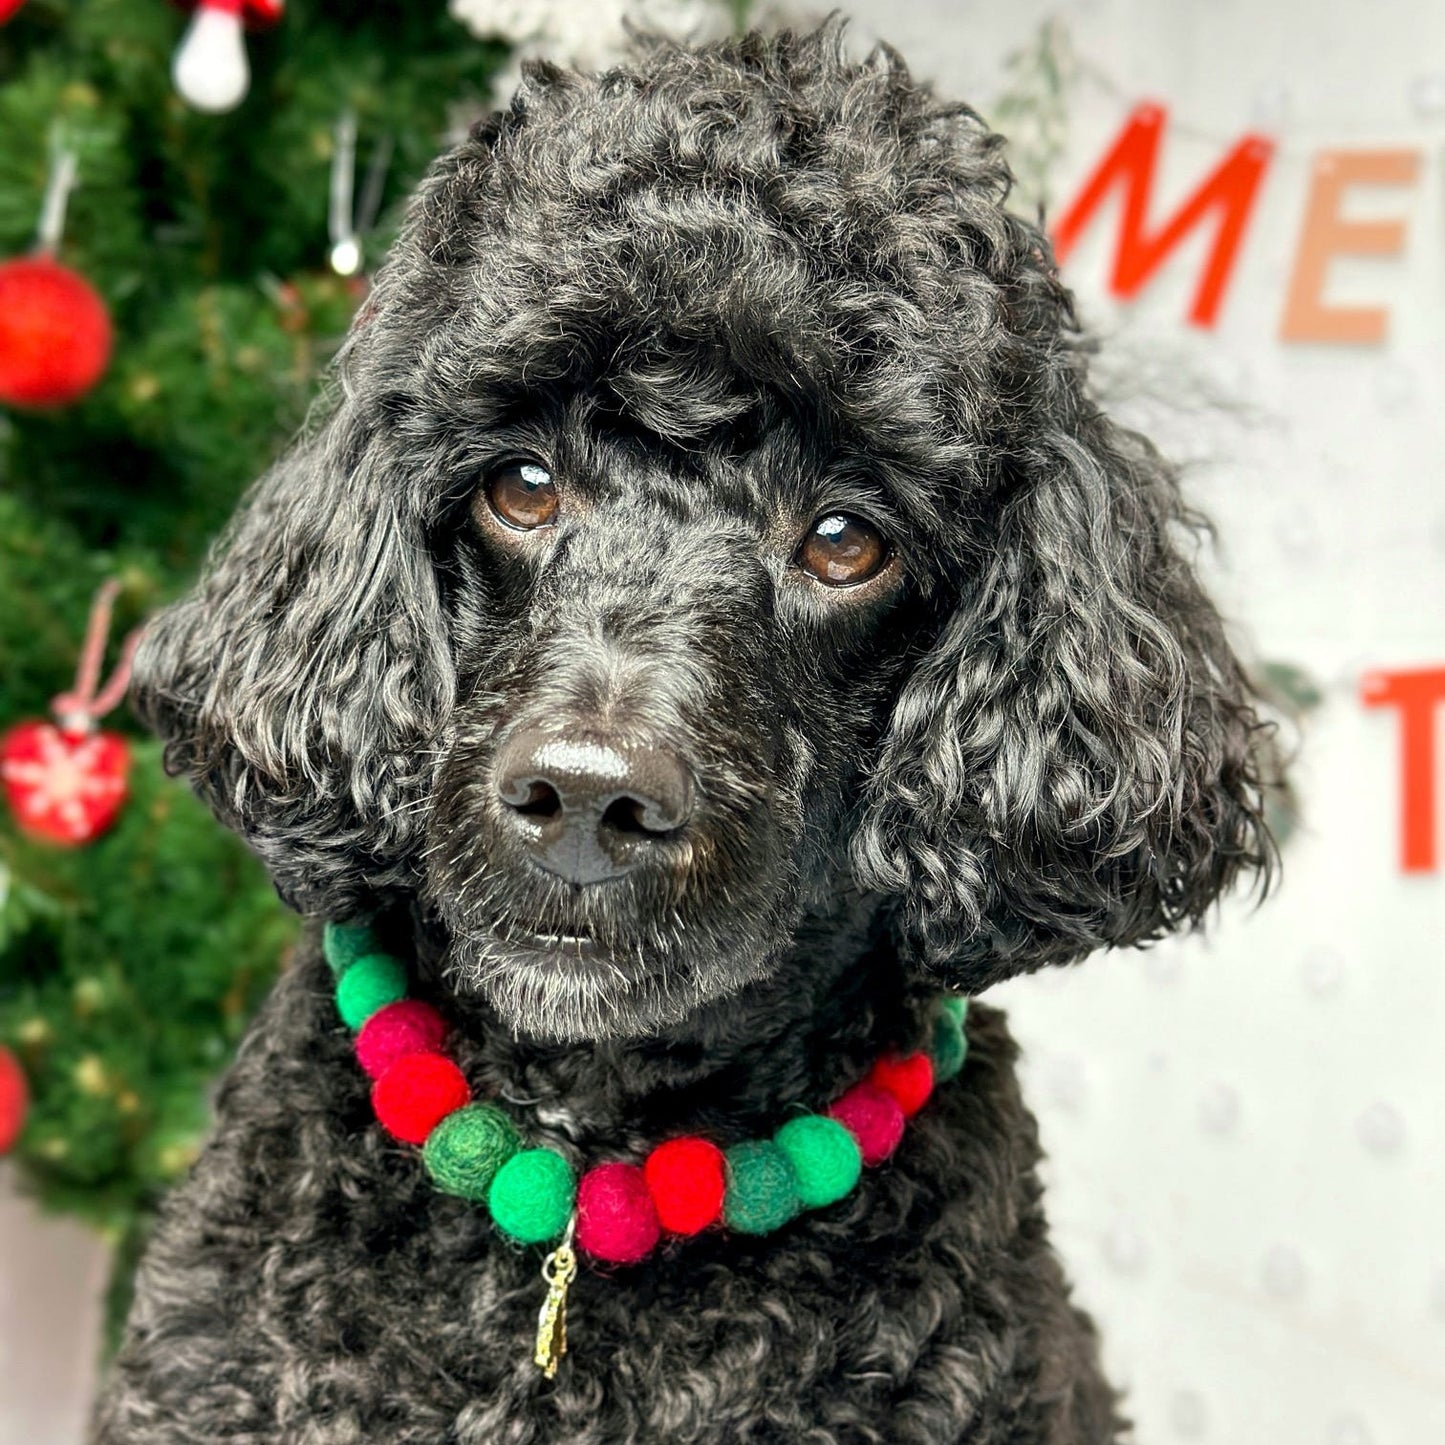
[601,795,677,837]
[602,796,646,836]
[511,780,562,820]
[606,746,694,835]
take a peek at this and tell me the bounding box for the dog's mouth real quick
[438,913,674,1041]
[491,918,599,958]
[437,878,793,1041]
[480,917,663,987]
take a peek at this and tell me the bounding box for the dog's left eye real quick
[797,513,889,586]
[481,461,559,531]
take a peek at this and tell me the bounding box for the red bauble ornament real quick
[576,1162,662,1264]
[0,1045,27,1155]
[0,256,112,408]
[865,1051,935,1118]
[0,0,30,25]
[1,721,130,845]
[643,1136,726,1236]
[371,1053,470,1145]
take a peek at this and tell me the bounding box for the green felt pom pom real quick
[940,995,969,1027]
[723,1139,801,1235]
[931,1011,968,1083]
[334,953,407,1030]
[774,1115,861,1209]
[423,1104,522,1202]
[488,1148,575,1244]
[323,921,378,978]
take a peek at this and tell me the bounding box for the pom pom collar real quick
[322,919,970,1376]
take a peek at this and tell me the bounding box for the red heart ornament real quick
[0,720,130,845]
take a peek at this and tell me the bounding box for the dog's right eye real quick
[797,513,889,587]
[480,461,559,531]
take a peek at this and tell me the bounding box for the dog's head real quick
[134,25,1276,1042]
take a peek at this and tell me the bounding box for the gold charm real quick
[534,1218,577,1379]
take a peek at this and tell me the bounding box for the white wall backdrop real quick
[835,2,1445,1442]
[3,3,1442,1442]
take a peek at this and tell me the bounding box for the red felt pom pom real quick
[866,1051,935,1118]
[643,1136,726,1236]
[576,1162,661,1264]
[371,1053,470,1145]
[0,257,112,408]
[1,721,130,845]
[355,999,448,1081]
[828,1083,906,1167]
[0,1045,28,1155]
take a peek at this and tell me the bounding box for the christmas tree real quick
[0,0,508,1321]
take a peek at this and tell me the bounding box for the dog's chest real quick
[236,1156,983,1443]
[102,975,1117,1444]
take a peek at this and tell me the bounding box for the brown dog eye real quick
[483,461,558,530]
[798,513,887,586]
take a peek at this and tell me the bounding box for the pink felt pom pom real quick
[576,1161,661,1264]
[828,1082,905,1167]
[356,999,448,1080]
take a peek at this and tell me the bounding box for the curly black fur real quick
[98,20,1276,1443]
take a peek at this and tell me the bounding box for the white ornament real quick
[1102,1218,1147,1275]
[450,0,732,100]
[1197,1081,1240,1137]
[1168,1389,1208,1438]
[1251,83,1292,128]
[1260,1243,1306,1300]
[1301,945,1344,998]
[1355,1101,1405,1157]
[1144,943,1183,986]
[173,3,251,116]
[1372,361,1418,417]
[1409,73,1445,118]
[1044,1055,1088,1115]
[1326,1415,1371,1445]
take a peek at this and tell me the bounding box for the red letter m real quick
[1051,103,1274,327]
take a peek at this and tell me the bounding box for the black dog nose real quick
[493,728,695,884]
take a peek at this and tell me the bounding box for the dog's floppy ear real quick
[853,400,1277,991]
[131,401,454,914]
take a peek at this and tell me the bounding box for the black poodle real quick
[97,21,1276,1444]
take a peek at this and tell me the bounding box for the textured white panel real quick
[839,1,1445,1439]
